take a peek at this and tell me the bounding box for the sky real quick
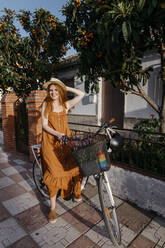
[0,0,76,56]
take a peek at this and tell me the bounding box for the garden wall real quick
[89,165,165,218]
[1,91,46,160]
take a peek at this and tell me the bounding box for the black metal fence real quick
[111,137,165,176]
[70,123,165,178]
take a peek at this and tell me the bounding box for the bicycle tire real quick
[33,157,49,199]
[81,176,89,191]
[98,173,121,247]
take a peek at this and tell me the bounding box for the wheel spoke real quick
[98,174,121,246]
[33,159,49,198]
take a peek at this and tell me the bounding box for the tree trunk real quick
[160,84,165,133]
[160,42,165,133]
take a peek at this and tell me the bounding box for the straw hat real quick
[43,77,66,90]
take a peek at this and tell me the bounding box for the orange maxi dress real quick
[41,108,82,199]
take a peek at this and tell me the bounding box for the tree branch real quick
[121,83,160,114]
[120,88,141,96]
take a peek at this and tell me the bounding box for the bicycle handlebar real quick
[61,121,115,144]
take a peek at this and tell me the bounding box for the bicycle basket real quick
[70,136,111,177]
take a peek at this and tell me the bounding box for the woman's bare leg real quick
[49,194,57,223]
[73,175,82,200]
[50,194,57,210]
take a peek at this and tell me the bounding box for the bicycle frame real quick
[31,123,118,192]
[31,122,122,246]
[102,172,115,208]
[31,144,41,168]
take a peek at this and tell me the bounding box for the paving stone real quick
[153,216,165,247]
[120,224,138,247]
[30,189,48,203]
[62,201,102,233]
[0,153,7,158]
[1,166,27,176]
[0,183,27,201]
[128,234,156,248]
[86,218,136,248]
[2,192,39,215]
[5,160,17,167]
[55,197,84,216]
[85,219,123,248]
[0,152,7,158]
[67,234,100,248]
[1,150,165,248]
[0,171,5,178]
[18,178,36,191]
[0,163,11,169]
[0,158,8,163]
[0,177,15,190]
[31,217,81,248]
[9,236,39,248]
[142,216,165,246]
[9,170,33,183]
[28,168,33,173]
[0,203,10,221]
[12,159,26,165]
[117,202,153,233]
[83,191,123,216]
[113,196,124,208]
[0,217,27,247]
[19,161,33,169]
[16,204,50,233]
[84,193,102,211]
[82,182,98,199]
[0,242,5,248]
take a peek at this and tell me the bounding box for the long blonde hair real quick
[43,83,67,118]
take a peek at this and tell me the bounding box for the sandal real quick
[74,196,82,203]
[48,209,56,224]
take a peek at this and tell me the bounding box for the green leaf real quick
[96,5,111,14]
[122,21,128,42]
[138,0,146,11]
[152,0,158,8]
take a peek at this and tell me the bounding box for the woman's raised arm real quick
[65,86,85,110]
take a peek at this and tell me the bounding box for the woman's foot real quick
[64,194,73,201]
[48,209,56,224]
[74,196,82,203]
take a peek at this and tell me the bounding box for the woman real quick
[41,77,85,224]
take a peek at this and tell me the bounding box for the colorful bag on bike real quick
[71,139,111,176]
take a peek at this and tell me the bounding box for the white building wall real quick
[70,76,98,116]
[57,67,98,116]
[125,52,162,119]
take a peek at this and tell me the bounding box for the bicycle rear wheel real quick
[98,173,121,247]
[33,156,49,199]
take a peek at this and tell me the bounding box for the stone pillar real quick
[26,90,46,161]
[1,93,18,152]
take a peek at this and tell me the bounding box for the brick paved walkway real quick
[0,146,165,248]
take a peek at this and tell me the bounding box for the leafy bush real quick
[111,118,165,176]
[133,115,161,140]
[133,115,165,144]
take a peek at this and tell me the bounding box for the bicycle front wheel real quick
[33,157,49,199]
[98,173,121,247]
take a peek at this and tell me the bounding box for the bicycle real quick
[31,121,123,247]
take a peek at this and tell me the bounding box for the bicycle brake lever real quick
[61,135,69,144]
